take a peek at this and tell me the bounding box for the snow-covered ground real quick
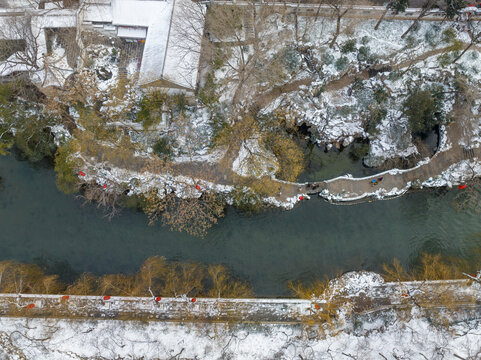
[1,272,480,359]
[249,17,476,168]
[1,314,480,360]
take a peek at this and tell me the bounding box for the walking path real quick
[0,277,478,323]
[288,105,478,204]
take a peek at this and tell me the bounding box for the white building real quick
[83,0,205,92]
[0,0,205,93]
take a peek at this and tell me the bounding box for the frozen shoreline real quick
[0,272,479,359]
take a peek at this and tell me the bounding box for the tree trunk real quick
[401,0,435,39]
[452,42,475,63]
[314,0,324,22]
[401,15,422,39]
[295,0,301,42]
[374,7,390,30]
[329,11,343,48]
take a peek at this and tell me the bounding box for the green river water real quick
[1,154,481,296]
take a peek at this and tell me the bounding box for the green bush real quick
[279,47,301,72]
[335,56,349,71]
[0,83,13,104]
[169,93,187,114]
[357,46,370,63]
[373,86,389,104]
[438,53,452,67]
[152,138,173,159]
[424,29,438,48]
[199,74,219,106]
[388,70,401,81]
[15,125,56,162]
[341,39,357,54]
[322,51,334,66]
[229,186,264,214]
[405,34,417,49]
[404,88,445,133]
[442,28,456,44]
[210,110,231,147]
[54,141,80,194]
[349,141,369,161]
[365,106,386,135]
[137,91,166,129]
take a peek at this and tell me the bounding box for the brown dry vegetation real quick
[0,257,253,299]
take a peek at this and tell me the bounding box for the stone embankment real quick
[1,273,479,323]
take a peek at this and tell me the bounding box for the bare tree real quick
[325,0,352,48]
[453,21,481,63]
[401,0,437,39]
[205,1,289,104]
[374,0,408,31]
[0,15,41,76]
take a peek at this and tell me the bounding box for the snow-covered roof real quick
[162,0,204,89]
[83,3,113,23]
[112,0,172,27]
[117,26,147,38]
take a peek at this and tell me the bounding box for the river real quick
[1,154,481,296]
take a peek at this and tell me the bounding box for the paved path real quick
[0,277,478,323]
[294,100,478,203]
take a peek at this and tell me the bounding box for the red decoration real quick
[196,185,201,190]
[191,298,196,303]
[26,304,35,309]
[459,184,467,190]
[299,196,304,200]
[61,295,70,301]
[103,295,111,301]
[314,304,320,309]
[78,171,86,176]
[401,293,409,298]
[103,184,107,188]
[155,297,162,302]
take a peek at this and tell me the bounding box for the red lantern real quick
[103,184,107,188]
[459,184,467,190]
[299,196,304,200]
[314,304,320,309]
[78,171,86,176]
[155,297,162,302]
[103,295,111,301]
[26,304,35,309]
[196,185,201,190]
[191,298,196,303]
[61,295,70,301]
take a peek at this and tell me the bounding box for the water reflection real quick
[1,154,481,296]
